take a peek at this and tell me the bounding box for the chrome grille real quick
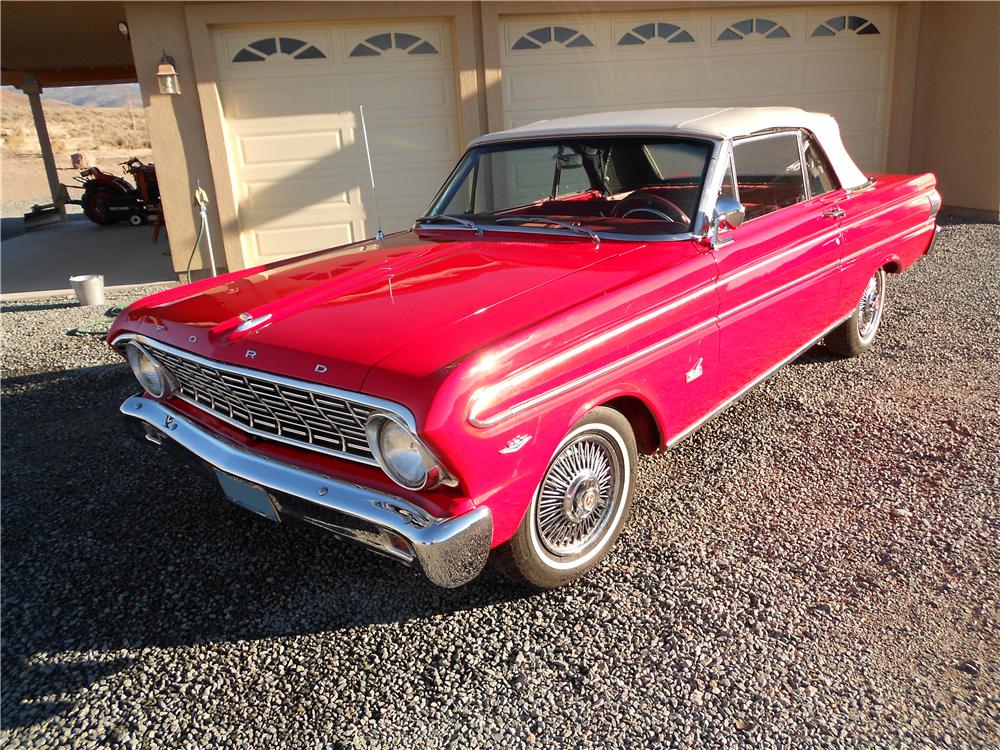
[149,345,376,463]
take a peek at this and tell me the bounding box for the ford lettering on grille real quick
[150,346,376,463]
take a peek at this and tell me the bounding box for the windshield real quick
[422,137,714,238]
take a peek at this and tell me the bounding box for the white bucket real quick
[69,274,106,306]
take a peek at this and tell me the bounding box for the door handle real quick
[822,208,846,219]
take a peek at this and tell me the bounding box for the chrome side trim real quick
[666,312,852,447]
[470,219,934,428]
[120,395,492,588]
[470,315,719,427]
[468,283,719,427]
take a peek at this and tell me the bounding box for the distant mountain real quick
[1,88,77,110]
[42,84,142,109]
[1,84,141,110]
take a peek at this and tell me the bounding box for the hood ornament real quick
[233,312,273,333]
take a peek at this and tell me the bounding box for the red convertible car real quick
[112,107,940,588]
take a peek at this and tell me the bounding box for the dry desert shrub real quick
[2,128,38,152]
[1,96,150,157]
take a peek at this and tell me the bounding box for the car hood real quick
[113,229,649,391]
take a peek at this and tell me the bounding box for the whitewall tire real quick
[492,407,637,589]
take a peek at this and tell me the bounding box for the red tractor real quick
[72,157,160,226]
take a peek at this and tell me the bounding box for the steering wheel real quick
[611,190,690,226]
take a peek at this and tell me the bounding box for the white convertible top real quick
[470,107,869,190]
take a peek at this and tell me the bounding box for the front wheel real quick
[492,407,637,589]
[825,267,887,357]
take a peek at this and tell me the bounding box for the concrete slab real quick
[0,215,176,296]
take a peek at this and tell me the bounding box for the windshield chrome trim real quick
[413,222,697,243]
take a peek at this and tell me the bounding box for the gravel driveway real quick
[2,220,998,749]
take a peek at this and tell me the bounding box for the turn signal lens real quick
[123,341,173,398]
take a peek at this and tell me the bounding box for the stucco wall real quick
[124,2,231,275]
[909,2,1000,217]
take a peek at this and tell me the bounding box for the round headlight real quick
[378,420,428,488]
[123,341,173,398]
[365,414,449,490]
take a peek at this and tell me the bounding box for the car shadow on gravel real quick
[786,342,842,367]
[1,364,530,728]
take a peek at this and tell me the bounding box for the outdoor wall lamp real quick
[156,54,180,95]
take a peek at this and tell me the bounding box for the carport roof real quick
[1,1,135,87]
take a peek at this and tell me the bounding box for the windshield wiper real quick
[494,216,601,245]
[414,214,483,236]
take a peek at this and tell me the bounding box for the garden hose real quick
[184,206,208,284]
[69,305,130,337]
[71,189,210,336]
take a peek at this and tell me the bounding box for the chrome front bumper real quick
[120,395,492,587]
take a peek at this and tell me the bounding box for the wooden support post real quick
[20,77,67,222]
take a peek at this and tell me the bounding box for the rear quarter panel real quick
[837,173,938,316]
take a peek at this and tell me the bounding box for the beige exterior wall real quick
[125,3,232,276]
[909,1,999,218]
[124,0,997,278]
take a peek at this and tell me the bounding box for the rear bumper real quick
[120,395,492,587]
[926,223,941,254]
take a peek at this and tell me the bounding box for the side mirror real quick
[711,198,746,247]
[714,198,746,230]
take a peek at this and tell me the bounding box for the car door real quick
[713,130,846,400]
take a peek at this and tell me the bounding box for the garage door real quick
[500,7,894,171]
[215,23,460,263]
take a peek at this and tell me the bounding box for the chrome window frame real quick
[419,134,720,243]
[726,128,810,226]
[798,128,843,198]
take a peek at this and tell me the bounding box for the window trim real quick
[423,135,718,239]
[729,129,810,225]
[799,129,842,198]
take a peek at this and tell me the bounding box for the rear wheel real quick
[825,267,887,357]
[492,407,636,589]
[81,188,120,225]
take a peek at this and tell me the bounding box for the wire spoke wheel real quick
[857,268,885,343]
[534,431,624,557]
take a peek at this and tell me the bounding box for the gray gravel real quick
[2,220,998,749]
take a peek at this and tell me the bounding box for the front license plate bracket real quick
[215,470,280,523]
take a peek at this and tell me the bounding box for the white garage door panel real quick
[245,178,353,211]
[216,23,460,264]
[500,6,894,172]
[505,67,611,106]
[226,87,341,121]
[709,58,796,93]
[804,50,889,89]
[254,223,356,259]
[366,119,458,161]
[612,62,703,101]
[238,130,346,165]
[346,75,455,116]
